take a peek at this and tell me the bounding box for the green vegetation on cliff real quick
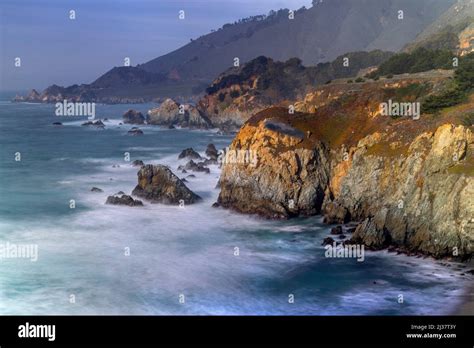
[367,47,454,78]
[423,52,474,113]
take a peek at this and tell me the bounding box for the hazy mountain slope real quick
[19,0,456,102]
[404,0,474,54]
[141,0,454,83]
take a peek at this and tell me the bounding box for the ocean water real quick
[0,99,471,315]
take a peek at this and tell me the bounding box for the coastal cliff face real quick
[325,123,473,258]
[217,114,330,218]
[217,73,474,258]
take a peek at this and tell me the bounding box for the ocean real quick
[0,97,470,315]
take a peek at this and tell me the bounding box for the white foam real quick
[0,144,471,314]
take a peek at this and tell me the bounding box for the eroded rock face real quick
[217,105,474,258]
[217,112,330,218]
[132,164,201,204]
[147,98,211,128]
[324,124,474,258]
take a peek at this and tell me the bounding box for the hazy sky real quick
[0,0,312,91]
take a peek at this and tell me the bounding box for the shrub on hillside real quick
[422,53,474,113]
[368,48,454,78]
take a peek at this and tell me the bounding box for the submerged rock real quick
[91,187,103,193]
[322,237,335,246]
[132,164,201,204]
[82,120,105,127]
[132,160,145,167]
[178,160,210,174]
[105,194,143,206]
[127,127,144,136]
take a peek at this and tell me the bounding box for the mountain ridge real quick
[15,0,455,103]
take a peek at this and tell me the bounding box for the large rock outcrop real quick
[132,164,201,204]
[123,109,145,124]
[147,98,211,128]
[218,110,331,218]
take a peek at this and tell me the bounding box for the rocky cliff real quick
[217,71,474,258]
[197,52,393,130]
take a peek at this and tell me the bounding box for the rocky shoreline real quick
[66,68,473,262]
[215,70,474,260]
[98,144,220,208]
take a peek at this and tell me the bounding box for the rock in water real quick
[82,120,105,127]
[322,237,335,246]
[177,160,210,174]
[178,148,202,160]
[127,127,144,136]
[132,160,145,167]
[105,194,143,206]
[146,98,211,128]
[205,143,219,161]
[91,187,103,193]
[132,164,201,204]
[123,109,145,124]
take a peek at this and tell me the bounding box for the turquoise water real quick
[0,99,470,315]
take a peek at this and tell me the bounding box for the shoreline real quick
[452,260,474,315]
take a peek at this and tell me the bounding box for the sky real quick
[0,0,312,91]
